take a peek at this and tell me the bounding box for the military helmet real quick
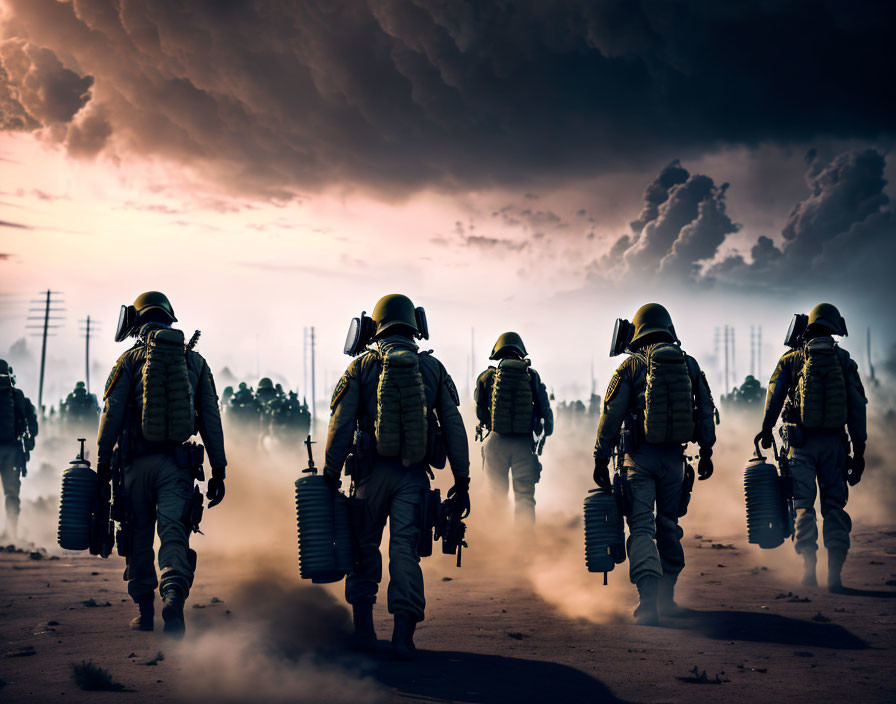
[258,377,274,390]
[371,294,419,338]
[0,359,9,375]
[76,381,86,389]
[133,291,177,323]
[238,382,248,391]
[808,303,847,336]
[490,332,528,360]
[631,303,678,345]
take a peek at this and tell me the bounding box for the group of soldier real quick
[222,377,311,443]
[0,290,869,661]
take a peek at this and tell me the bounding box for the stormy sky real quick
[1,1,895,402]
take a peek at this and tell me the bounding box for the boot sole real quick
[162,604,185,637]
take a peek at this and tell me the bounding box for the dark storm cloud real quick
[1,1,895,195]
[465,235,528,252]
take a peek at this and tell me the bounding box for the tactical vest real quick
[141,328,195,444]
[490,359,533,435]
[797,338,847,430]
[640,343,694,444]
[0,384,17,443]
[375,347,428,467]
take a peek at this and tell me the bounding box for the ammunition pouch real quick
[620,412,642,455]
[183,485,204,534]
[174,442,206,481]
[783,423,805,449]
[426,415,447,470]
[678,462,695,518]
[613,471,633,518]
[346,430,373,481]
[416,487,441,558]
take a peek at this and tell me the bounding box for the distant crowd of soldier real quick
[222,377,311,442]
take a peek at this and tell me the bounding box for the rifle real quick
[434,493,468,567]
[16,434,30,477]
[186,330,202,351]
[775,427,796,540]
[109,446,132,556]
[88,438,115,558]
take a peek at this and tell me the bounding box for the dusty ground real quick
[1,525,894,704]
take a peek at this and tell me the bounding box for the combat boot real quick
[634,576,659,627]
[827,550,846,594]
[801,553,818,587]
[657,575,688,618]
[391,613,417,661]
[350,602,377,653]
[161,587,186,638]
[129,595,154,631]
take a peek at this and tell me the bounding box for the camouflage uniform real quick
[324,335,469,622]
[762,337,866,572]
[594,344,716,587]
[475,367,552,523]
[97,326,227,602]
[0,376,37,537]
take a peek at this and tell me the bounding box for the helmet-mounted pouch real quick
[114,304,137,342]
[610,318,635,357]
[414,307,429,340]
[344,312,375,356]
[784,313,808,348]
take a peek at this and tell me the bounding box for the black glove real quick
[847,453,864,486]
[593,456,611,489]
[697,448,713,481]
[20,465,27,478]
[207,467,226,508]
[448,476,471,518]
[323,466,341,492]
[759,428,774,449]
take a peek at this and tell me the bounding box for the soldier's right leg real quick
[789,447,820,586]
[483,434,511,514]
[624,447,663,626]
[0,444,20,537]
[509,438,539,525]
[123,456,159,630]
[345,467,390,623]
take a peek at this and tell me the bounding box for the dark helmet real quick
[75,381,86,389]
[257,377,274,390]
[238,382,248,391]
[631,303,678,345]
[808,303,847,336]
[133,291,177,323]
[371,294,418,338]
[223,385,233,394]
[0,359,9,375]
[490,332,528,360]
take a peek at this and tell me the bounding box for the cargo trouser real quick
[345,459,429,621]
[483,432,540,524]
[0,442,21,533]
[123,453,196,601]
[623,443,685,585]
[788,431,851,558]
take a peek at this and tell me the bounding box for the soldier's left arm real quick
[323,360,362,479]
[193,354,227,470]
[843,354,867,451]
[531,369,554,436]
[594,360,633,459]
[688,356,717,449]
[24,397,38,438]
[436,363,470,478]
[97,354,134,468]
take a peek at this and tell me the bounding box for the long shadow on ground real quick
[666,609,868,649]
[374,648,633,704]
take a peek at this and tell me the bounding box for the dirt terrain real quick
[1,523,894,704]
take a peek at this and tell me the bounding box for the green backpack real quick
[142,328,195,444]
[375,348,428,467]
[490,359,533,435]
[641,343,694,444]
[797,338,847,430]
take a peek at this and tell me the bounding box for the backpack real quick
[141,328,195,444]
[797,338,847,430]
[490,359,533,435]
[641,343,694,444]
[0,381,17,443]
[375,348,428,467]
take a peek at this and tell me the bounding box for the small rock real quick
[506,632,527,640]
[47,621,59,626]
[5,646,36,658]
[210,597,222,603]
[811,612,831,623]
[441,577,453,582]
[29,552,44,560]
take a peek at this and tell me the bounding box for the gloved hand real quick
[20,465,27,478]
[448,476,471,518]
[697,448,713,481]
[96,462,112,485]
[323,466,341,492]
[847,453,865,486]
[759,428,774,449]
[593,456,611,489]
[207,467,226,508]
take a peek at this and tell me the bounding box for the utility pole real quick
[26,290,64,416]
[757,326,762,382]
[310,326,316,424]
[723,325,729,394]
[79,315,100,395]
[731,326,737,387]
[867,327,877,385]
[750,325,755,377]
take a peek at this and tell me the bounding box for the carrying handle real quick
[302,435,318,474]
[752,432,777,460]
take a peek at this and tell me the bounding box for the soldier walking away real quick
[97,292,227,637]
[760,303,867,593]
[594,304,716,626]
[324,294,470,660]
[475,332,553,524]
[0,360,38,539]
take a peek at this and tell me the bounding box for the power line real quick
[27,289,65,415]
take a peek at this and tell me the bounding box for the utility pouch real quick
[184,485,204,534]
[620,412,642,455]
[678,463,696,517]
[417,487,441,557]
[426,417,447,470]
[613,472,633,518]
[783,423,805,449]
[174,442,206,481]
